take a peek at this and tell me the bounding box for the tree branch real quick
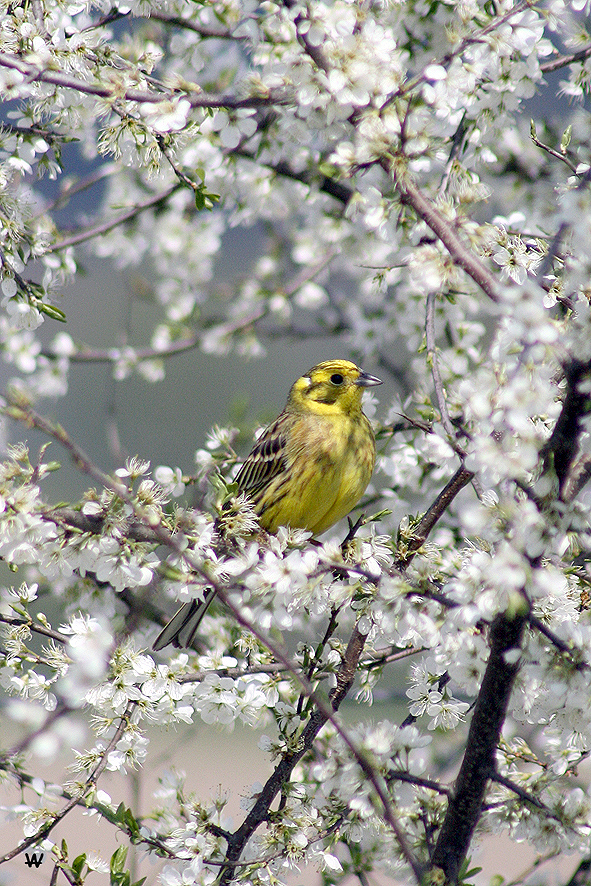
[540,357,591,498]
[0,703,134,864]
[430,612,526,882]
[219,622,424,885]
[393,171,500,303]
[148,12,248,41]
[0,52,285,109]
[426,291,462,441]
[47,184,180,252]
[388,769,451,796]
[492,771,562,821]
[541,45,591,74]
[0,614,69,644]
[398,465,475,563]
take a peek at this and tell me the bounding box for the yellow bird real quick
[153,359,382,650]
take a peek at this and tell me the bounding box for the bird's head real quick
[287,359,382,416]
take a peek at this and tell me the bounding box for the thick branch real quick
[540,358,591,498]
[219,623,423,885]
[431,612,525,882]
[218,626,365,882]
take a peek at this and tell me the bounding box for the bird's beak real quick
[356,370,383,387]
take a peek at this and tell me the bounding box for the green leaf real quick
[367,508,392,522]
[457,857,483,886]
[72,853,87,878]
[561,124,572,153]
[124,807,141,839]
[110,846,128,877]
[39,302,67,322]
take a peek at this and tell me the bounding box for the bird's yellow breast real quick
[257,411,375,535]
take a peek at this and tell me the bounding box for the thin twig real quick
[537,222,568,281]
[492,771,563,821]
[43,250,336,362]
[0,702,70,764]
[425,292,458,440]
[0,614,69,644]
[541,44,591,74]
[47,184,180,252]
[502,852,560,886]
[393,171,500,303]
[32,164,119,220]
[530,131,578,174]
[0,52,285,109]
[148,13,248,40]
[0,704,134,864]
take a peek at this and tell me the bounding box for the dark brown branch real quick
[235,150,353,205]
[540,358,591,498]
[527,612,589,667]
[430,612,526,882]
[218,625,365,883]
[398,465,474,564]
[492,771,562,821]
[564,857,591,886]
[280,0,331,73]
[219,623,424,885]
[389,769,451,796]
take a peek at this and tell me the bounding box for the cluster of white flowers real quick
[4,0,591,884]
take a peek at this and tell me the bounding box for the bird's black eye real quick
[330,373,344,385]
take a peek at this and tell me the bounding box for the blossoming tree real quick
[2,0,591,884]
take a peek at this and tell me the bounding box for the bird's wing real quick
[234,412,290,496]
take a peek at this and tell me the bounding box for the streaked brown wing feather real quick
[235,413,290,496]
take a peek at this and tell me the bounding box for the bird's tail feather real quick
[152,588,217,651]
